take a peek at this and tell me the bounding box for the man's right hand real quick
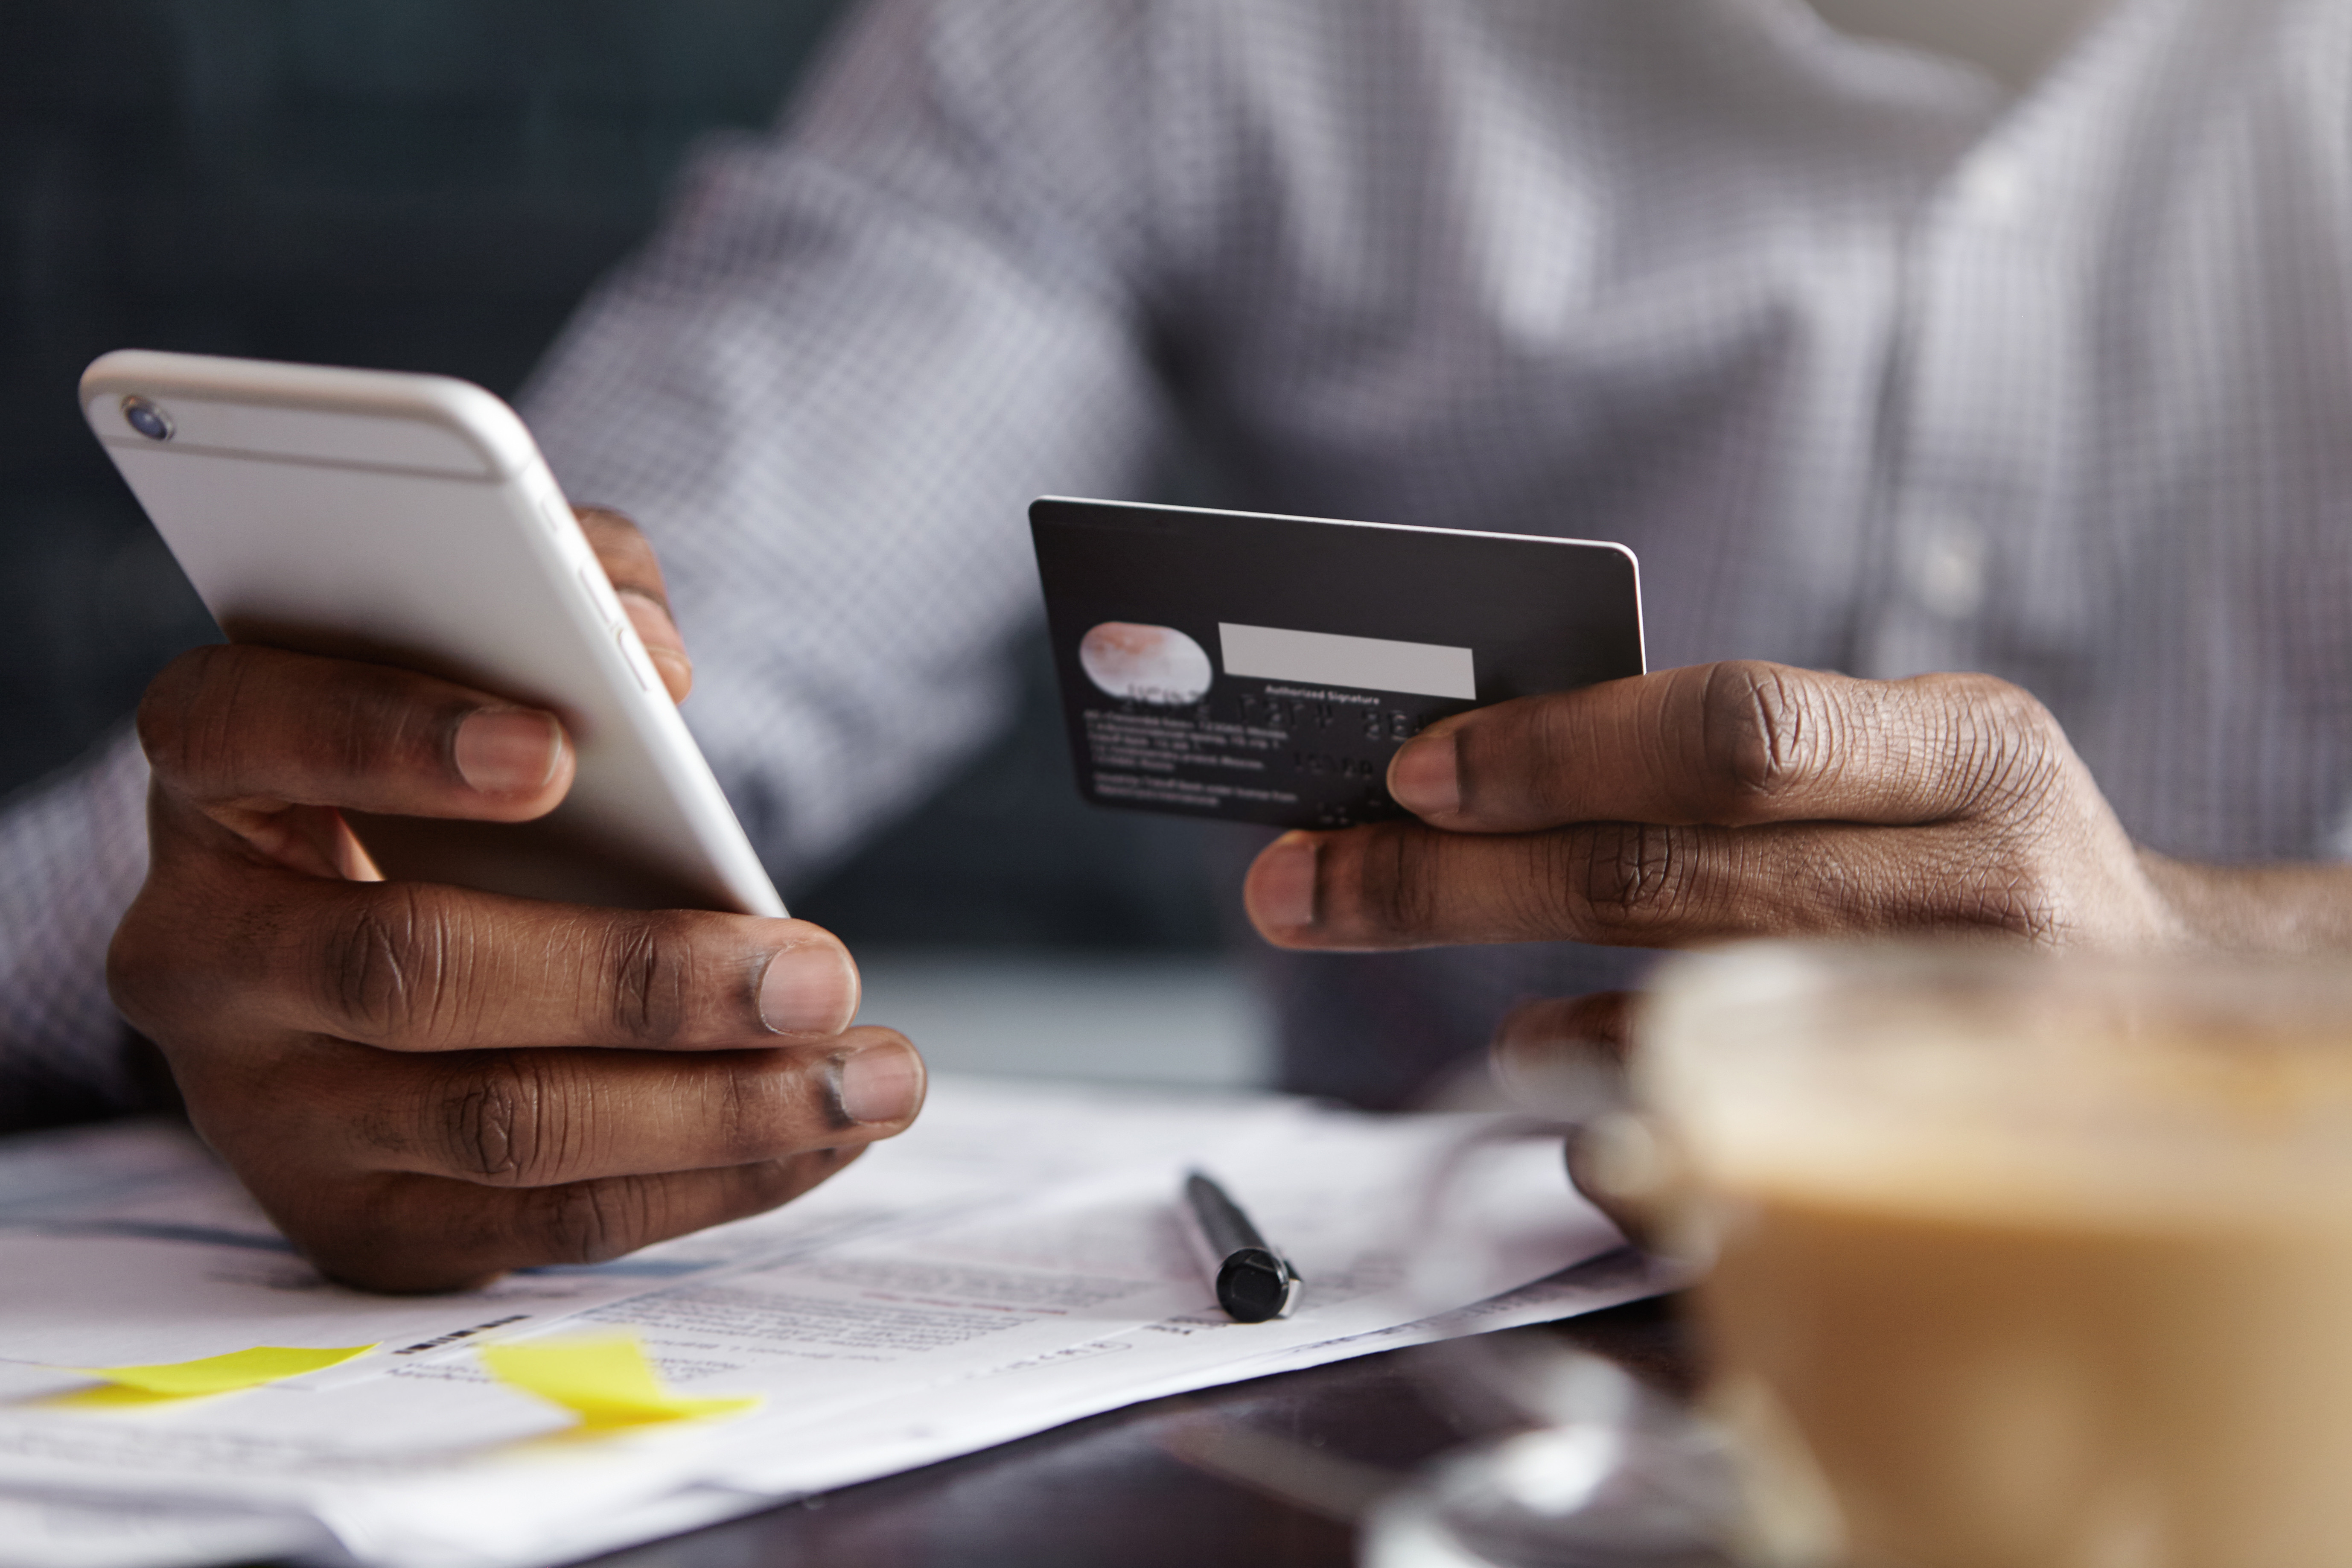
[108,522,924,1294]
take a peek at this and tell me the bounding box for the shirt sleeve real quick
[0,0,1178,1127]
[0,728,151,1131]
[520,0,1174,889]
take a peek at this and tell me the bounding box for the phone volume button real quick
[615,624,655,692]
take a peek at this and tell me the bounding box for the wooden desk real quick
[587,1297,1690,1568]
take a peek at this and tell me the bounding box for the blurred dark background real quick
[0,0,1225,953]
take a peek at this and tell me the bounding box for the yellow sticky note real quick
[54,1344,378,1407]
[479,1333,758,1432]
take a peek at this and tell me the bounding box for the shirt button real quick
[1912,512,1989,619]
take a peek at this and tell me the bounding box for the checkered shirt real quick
[11,0,2352,1119]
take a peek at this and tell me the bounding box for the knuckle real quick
[595,915,697,1046]
[1943,676,2067,813]
[713,1058,793,1160]
[531,1179,654,1265]
[1695,662,1828,818]
[1475,699,1582,811]
[714,1065,760,1158]
[431,1053,571,1184]
[1569,823,1701,939]
[316,885,464,1042]
[1347,828,1445,937]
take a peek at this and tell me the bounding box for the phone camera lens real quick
[121,397,173,442]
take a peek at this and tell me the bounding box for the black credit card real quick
[1029,498,1647,830]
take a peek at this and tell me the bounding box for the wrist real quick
[2137,848,2352,956]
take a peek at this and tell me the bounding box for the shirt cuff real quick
[0,729,152,1129]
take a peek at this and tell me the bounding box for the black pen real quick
[1178,1170,1303,1323]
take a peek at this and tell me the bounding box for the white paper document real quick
[0,1079,1650,1568]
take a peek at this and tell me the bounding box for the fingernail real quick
[1253,833,1320,930]
[758,943,857,1036]
[829,1042,925,1127]
[1388,732,1461,818]
[453,709,564,795]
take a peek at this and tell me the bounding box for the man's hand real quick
[109,510,924,1294]
[1244,662,2191,955]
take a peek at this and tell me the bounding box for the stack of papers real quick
[0,1078,1650,1568]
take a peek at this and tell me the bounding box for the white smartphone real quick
[81,348,786,918]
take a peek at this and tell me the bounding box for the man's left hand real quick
[1243,661,2189,955]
